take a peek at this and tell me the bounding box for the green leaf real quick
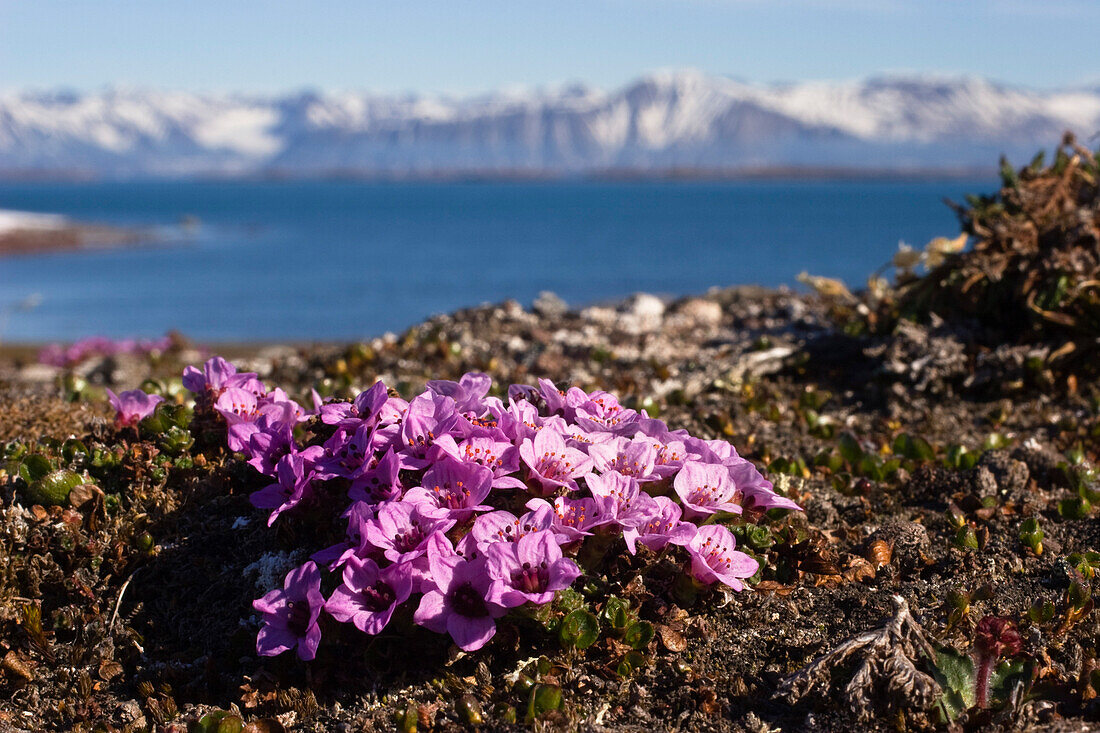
[814,450,845,472]
[989,658,1031,708]
[1027,598,1055,624]
[61,438,89,463]
[944,444,970,470]
[745,524,774,550]
[616,650,647,677]
[857,454,883,481]
[558,609,599,650]
[552,587,586,614]
[955,525,979,551]
[197,711,244,733]
[999,156,1019,188]
[158,425,194,457]
[139,407,171,435]
[24,469,83,507]
[18,454,53,484]
[525,684,562,722]
[1027,150,1046,174]
[1059,496,1092,520]
[601,597,633,632]
[623,621,655,650]
[893,433,936,462]
[983,433,1011,451]
[1018,518,1043,553]
[933,647,976,721]
[837,432,863,466]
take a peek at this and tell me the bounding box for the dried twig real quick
[774,594,940,722]
[109,569,138,632]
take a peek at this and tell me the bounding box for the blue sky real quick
[1,0,1095,94]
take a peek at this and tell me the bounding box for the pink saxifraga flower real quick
[673,460,743,516]
[106,388,164,428]
[686,525,758,590]
[253,561,325,661]
[413,535,507,651]
[486,530,582,607]
[518,427,594,493]
[325,556,413,635]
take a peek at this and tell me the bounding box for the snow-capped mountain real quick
[1,70,1097,178]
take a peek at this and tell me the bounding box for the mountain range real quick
[1,70,1098,179]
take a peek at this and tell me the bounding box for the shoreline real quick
[0,209,149,257]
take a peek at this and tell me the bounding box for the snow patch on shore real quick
[0,210,68,235]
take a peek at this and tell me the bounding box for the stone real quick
[532,291,568,319]
[672,298,723,328]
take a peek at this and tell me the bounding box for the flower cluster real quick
[184,360,799,659]
[39,335,174,368]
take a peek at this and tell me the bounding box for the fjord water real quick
[0,179,991,342]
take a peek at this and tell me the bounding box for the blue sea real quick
[0,179,992,342]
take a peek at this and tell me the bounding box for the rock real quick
[532,291,568,319]
[624,293,665,320]
[672,298,723,328]
[969,466,998,499]
[16,363,59,383]
[726,346,796,381]
[115,700,146,729]
[500,299,526,319]
[976,450,1030,500]
[580,306,617,326]
[1012,443,1064,490]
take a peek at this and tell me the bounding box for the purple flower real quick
[728,459,803,512]
[632,429,692,478]
[348,448,402,504]
[215,387,259,427]
[427,372,492,414]
[433,435,525,489]
[537,378,589,420]
[256,388,309,426]
[106,388,164,428]
[622,495,696,554]
[250,453,315,526]
[526,496,614,541]
[486,530,582,607]
[253,561,324,660]
[183,356,241,395]
[688,439,799,511]
[402,457,494,521]
[398,394,459,469]
[312,500,375,569]
[586,471,659,529]
[573,390,638,434]
[362,500,455,564]
[686,525,758,590]
[413,535,507,651]
[318,422,376,480]
[673,461,743,516]
[587,438,658,481]
[325,556,413,635]
[470,504,556,551]
[320,381,388,427]
[518,427,594,493]
[241,419,324,478]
